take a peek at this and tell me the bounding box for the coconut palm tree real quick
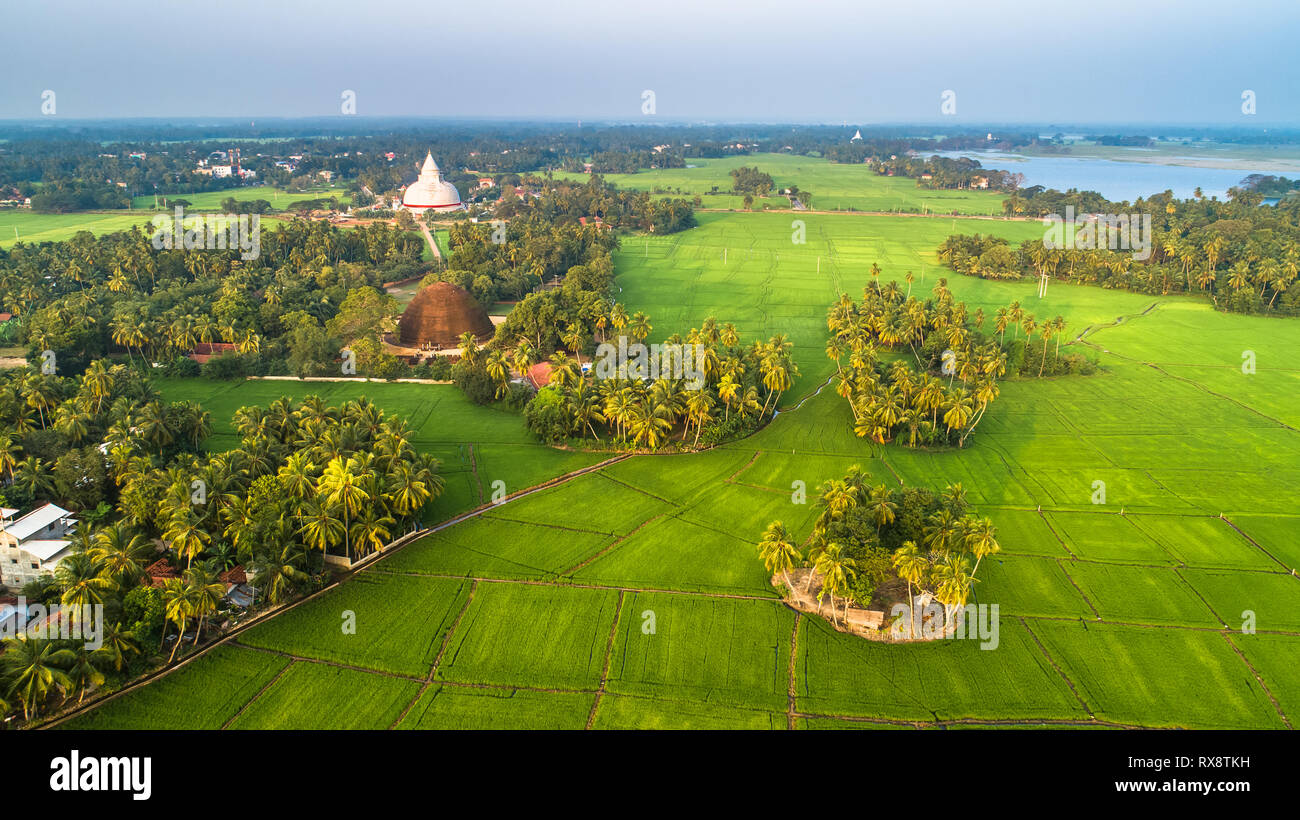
[160,578,195,662]
[184,566,226,645]
[813,543,857,626]
[349,507,396,559]
[318,456,369,562]
[933,554,974,634]
[866,484,898,533]
[756,521,802,592]
[164,509,211,569]
[2,638,75,719]
[963,516,1001,578]
[892,541,928,638]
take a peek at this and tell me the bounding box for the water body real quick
[933,150,1276,203]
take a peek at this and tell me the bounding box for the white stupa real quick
[401,152,464,213]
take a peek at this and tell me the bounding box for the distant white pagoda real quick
[401,152,464,213]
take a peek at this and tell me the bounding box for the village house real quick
[0,504,78,588]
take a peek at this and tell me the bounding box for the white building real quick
[401,152,464,214]
[0,504,78,588]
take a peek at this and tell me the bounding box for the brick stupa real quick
[398,281,494,348]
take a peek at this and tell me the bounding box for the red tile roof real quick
[527,361,553,390]
[188,342,238,365]
[219,565,247,586]
[145,558,180,588]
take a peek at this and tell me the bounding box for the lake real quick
[933,150,1276,203]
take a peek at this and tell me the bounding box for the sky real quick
[4,0,1299,124]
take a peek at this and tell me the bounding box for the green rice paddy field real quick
[554,153,1010,215]
[68,204,1300,730]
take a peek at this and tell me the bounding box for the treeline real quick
[0,219,425,377]
[30,181,132,212]
[942,190,1300,314]
[438,213,619,307]
[562,150,687,174]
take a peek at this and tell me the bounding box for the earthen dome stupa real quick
[398,282,494,348]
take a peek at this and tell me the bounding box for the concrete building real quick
[0,504,78,589]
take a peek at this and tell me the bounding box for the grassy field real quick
[555,153,1011,215]
[68,194,1300,730]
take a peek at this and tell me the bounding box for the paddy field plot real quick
[379,516,617,580]
[432,583,620,690]
[396,685,593,730]
[795,616,1085,722]
[61,645,288,730]
[605,592,795,711]
[1061,562,1219,627]
[1182,569,1300,632]
[236,574,471,677]
[0,210,159,247]
[975,556,1095,619]
[572,513,776,596]
[1224,514,1300,571]
[1043,511,1177,565]
[591,694,787,730]
[1030,621,1284,728]
[1228,633,1300,722]
[227,662,419,730]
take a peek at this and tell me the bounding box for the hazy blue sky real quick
[5,0,1299,123]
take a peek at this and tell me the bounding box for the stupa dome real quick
[401,152,463,211]
[398,282,493,347]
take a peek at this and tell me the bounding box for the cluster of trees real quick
[1240,174,1300,198]
[438,211,619,306]
[563,151,687,174]
[941,200,1300,314]
[29,181,132,213]
[519,314,798,449]
[500,174,696,234]
[730,166,775,196]
[757,474,999,631]
[826,275,1085,449]
[0,219,424,377]
[0,363,206,514]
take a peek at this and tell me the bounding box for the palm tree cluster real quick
[116,395,444,569]
[826,278,1032,449]
[520,314,798,450]
[0,362,208,512]
[757,471,1000,636]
